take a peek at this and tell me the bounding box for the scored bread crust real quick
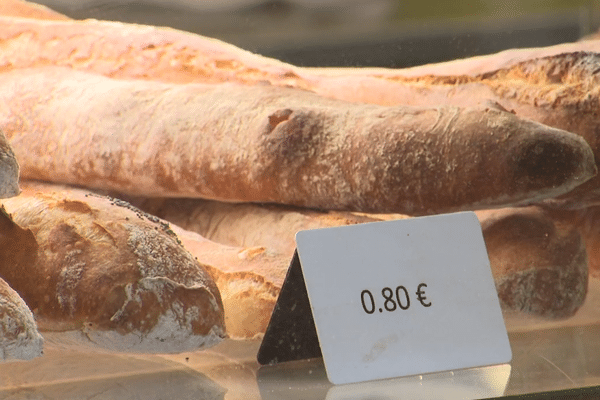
[1,16,599,88]
[1,67,595,215]
[0,190,226,353]
[20,181,291,339]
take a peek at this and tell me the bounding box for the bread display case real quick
[2,0,600,398]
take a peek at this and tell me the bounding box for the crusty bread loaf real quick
[2,67,595,215]
[0,0,69,21]
[478,206,587,318]
[0,210,44,361]
[0,129,19,198]
[20,180,291,339]
[0,189,226,353]
[1,16,599,90]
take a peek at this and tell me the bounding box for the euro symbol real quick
[416,283,432,307]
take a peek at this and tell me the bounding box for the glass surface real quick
[1,320,600,399]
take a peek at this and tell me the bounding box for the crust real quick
[0,190,226,352]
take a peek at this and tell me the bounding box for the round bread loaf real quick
[0,190,226,353]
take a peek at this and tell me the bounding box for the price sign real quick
[294,212,511,385]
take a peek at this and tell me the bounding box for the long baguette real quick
[311,52,600,208]
[0,190,226,353]
[2,17,600,208]
[2,16,599,88]
[1,67,595,215]
[140,200,590,323]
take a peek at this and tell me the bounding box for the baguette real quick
[0,190,226,353]
[1,67,595,215]
[0,210,44,361]
[1,16,599,89]
[310,52,600,208]
[136,199,590,324]
[2,17,600,208]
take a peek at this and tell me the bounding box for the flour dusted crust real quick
[1,17,599,208]
[0,214,44,361]
[312,52,600,209]
[478,207,588,318]
[20,181,290,339]
[0,190,225,353]
[1,67,596,215]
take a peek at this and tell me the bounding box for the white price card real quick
[295,212,512,385]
